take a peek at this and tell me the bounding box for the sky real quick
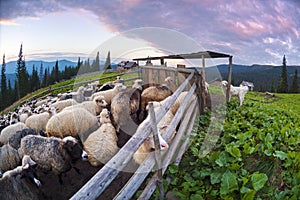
[0,0,300,66]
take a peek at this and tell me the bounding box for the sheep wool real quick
[0,144,21,172]
[84,109,119,166]
[91,83,127,104]
[50,99,78,113]
[0,122,27,145]
[25,112,52,131]
[19,135,84,175]
[46,107,99,142]
[63,95,107,116]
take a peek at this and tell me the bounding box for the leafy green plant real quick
[165,99,300,199]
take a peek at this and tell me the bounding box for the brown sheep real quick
[110,81,143,147]
[139,77,175,121]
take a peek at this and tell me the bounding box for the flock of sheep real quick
[0,74,250,199]
[0,75,194,199]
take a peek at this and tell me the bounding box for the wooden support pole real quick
[160,58,164,66]
[200,55,206,113]
[194,69,203,115]
[149,103,164,200]
[226,56,233,102]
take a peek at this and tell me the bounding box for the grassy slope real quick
[245,91,300,116]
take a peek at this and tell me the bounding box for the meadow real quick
[163,91,300,200]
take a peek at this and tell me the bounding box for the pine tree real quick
[53,60,59,83]
[29,65,40,92]
[104,51,111,70]
[290,69,299,93]
[16,44,29,99]
[277,55,289,93]
[1,54,8,109]
[39,62,44,87]
[92,52,100,72]
[77,57,82,71]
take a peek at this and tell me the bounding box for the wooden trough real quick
[71,66,202,200]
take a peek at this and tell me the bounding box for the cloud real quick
[1,0,300,64]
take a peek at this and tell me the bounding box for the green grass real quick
[245,91,300,116]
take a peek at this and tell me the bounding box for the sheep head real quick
[132,79,143,91]
[60,136,87,163]
[94,95,108,108]
[115,83,127,91]
[99,108,111,124]
[145,133,169,151]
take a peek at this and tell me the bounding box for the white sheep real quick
[83,109,119,166]
[221,80,249,106]
[91,83,127,104]
[58,86,85,103]
[63,95,108,116]
[0,122,28,145]
[0,155,41,199]
[0,144,21,172]
[19,109,32,123]
[46,107,99,143]
[19,135,88,183]
[25,107,57,131]
[133,131,169,165]
[49,99,78,113]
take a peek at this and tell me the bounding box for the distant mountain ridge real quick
[3,59,77,74]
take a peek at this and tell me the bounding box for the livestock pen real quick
[71,68,199,200]
[70,51,233,200]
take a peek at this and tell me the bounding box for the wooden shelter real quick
[133,51,233,103]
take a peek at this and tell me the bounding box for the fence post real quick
[226,56,233,101]
[149,102,164,200]
[194,69,203,114]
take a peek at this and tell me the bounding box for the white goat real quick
[221,80,249,106]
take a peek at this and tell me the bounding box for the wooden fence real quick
[71,66,204,200]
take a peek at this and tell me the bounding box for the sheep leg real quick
[58,174,63,184]
[72,166,81,175]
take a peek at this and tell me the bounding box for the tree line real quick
[0,44,111,111]
[223,55,299,93]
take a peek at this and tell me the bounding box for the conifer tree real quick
[39,62,44,87]
[277,55,288,93]
[290,69,299,93]
[104,51,111,70]
[92,52,100,72]
[29,65,40,92]
[77,57,82,71]
[1,54,8,109]
[16,44,29,99]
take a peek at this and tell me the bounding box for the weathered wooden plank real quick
[138,100,198,200]
[149,103,164,200]
[71,72,194,200]
[114,85,197,200]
